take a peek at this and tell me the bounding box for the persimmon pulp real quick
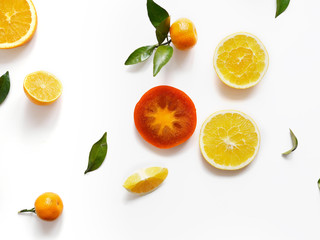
[134,85,197,149]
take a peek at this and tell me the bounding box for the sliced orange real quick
[0,0,37,49]
[199,110,260,170]
[23,71,63,105]
[123,167,168,195]
[213,32,269,89]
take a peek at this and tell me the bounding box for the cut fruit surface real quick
[123,167,168,194]
[0,0,37,49]
[199,110,260,170]
[134,85,197,149]
[23,71,63,105]
[213,32,268,89]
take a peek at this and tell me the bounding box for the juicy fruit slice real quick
[23,71,63,105]
[134,85,197,149]
[123,167,168,194]
[199,110,260,170]
[0,0,37,49]
[213,32,268,89]
[170,18,197,50]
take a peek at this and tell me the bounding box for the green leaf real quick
[153,45,173,77]
[282,129,298,155]
[156,16,170,44]
[276,0,290,18]
[125,45,156,65]
[147,0,169,28]
[318,179,320,190]
[0,71,10,104]
[85,132,108,174]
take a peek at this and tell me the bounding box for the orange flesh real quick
[0,0,33,44]
[134,86,197,149]
[216,35,266,86]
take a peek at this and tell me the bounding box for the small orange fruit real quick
[170,18,197,50]
[23,71,63,105]
[19,192,64,221]
[0,0,37,49]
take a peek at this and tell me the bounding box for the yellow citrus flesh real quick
[23,71,63,105]
[213,33,268,89]
[199,110,260,170]
[123,167,168,194]
[0,0,37,49]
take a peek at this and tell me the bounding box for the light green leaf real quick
[282,129,298,155]
[276,0,290,18]
[147,0,169,28]
[85,132,108,174]
[125,45,156,65]
[156,16,170,44]
[0,71,10,104]
[153,45,173,77]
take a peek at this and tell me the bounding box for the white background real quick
[0,0,320,239]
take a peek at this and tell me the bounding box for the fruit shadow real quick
[124,182,167,202]
[20,97,62,139]
[34,214,63,236]
[18,212,63,236]
[199,149,252,177]
[0,35,37,65]
[162,49,194,79]
[215,74,257,100]
[134,128,185,157]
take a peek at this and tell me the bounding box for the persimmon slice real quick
[134,85,197,149]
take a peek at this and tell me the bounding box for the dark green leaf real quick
[0,71,10,104]
[153,45,173,77]
[318,179,320,190]
[156,16,170,44]
[85,132,108,174]
[282,129,298,155]
[125,45,156,65]
[276,0,290,18]
[147,0,169,28]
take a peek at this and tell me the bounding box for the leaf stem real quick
[18,208,35,214]
[156,39,171,48]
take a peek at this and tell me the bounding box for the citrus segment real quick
[134,85,197,149]
[199,110,260,170]
[23,71,63,105]
[0,0,37,49]
[213,33,268,89]
[123,167,168,194]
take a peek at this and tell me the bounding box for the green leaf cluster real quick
[125,0,172,77]
[276,0,290,18]
[0,71,10,104]
[85,132,108,174]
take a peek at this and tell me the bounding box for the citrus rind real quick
[0,0,37,49]
[213,32,269,89]
[23,71,63,105]
[199,110,260,170]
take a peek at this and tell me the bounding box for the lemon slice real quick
[0,0,37,49]
[123,167,168,194]
[213,32,269,89]
[23,71,63,105]
[199,110,260,170]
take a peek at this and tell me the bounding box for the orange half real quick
[0,0,37,49]
[23,71,63,105]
